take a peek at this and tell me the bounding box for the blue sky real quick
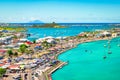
[0,0,120,23]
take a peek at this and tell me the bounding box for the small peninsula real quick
[31,22,66,28]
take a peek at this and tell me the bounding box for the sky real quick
[0,0,120,23]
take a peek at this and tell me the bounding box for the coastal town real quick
[0,26,120,80]
[1,0,120,79]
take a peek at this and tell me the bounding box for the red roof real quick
[78,34,85,36]
[0,64,5,67]
[0,50,6,53]
[25,41,32,45]
[8,65,20,69]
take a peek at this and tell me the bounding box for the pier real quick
[44,61,67,80]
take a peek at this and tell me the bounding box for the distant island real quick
[31,22,66,28]
[29,20,44,23]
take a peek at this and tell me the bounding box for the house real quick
[0,36,13,44]
[102,31,111,37]
[0,49,7,57]
[78,32,86,37]
[117,32,120,36]
[112,33,117,37]
[112,32,120,37]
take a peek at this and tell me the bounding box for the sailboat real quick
[103,56,107,59]
[103,39,112,59]
[108,50,112,54]
[107,38,112,54]
[104,44,107,47]
[103,49,107,59]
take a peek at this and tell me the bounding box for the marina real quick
[52,37,120,80]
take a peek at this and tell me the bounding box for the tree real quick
[7,49,13,58]
[13,35,17,39]
[41,41,53,49]
[83,34,87,38]
[52,22,55,24]
[0,68,6,77]
[19,44,28,53]
[13,52,18,57]
[33,40,36,43]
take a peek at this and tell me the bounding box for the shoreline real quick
[44,37,113,80]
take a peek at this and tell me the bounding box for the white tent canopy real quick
[102,31,111,35]
[19,38,28,41]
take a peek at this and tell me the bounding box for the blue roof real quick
[2,30,8,33]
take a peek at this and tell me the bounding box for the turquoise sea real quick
[52,37,120,80]
[27,24,115,41]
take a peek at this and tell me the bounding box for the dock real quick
[44,61,67,80]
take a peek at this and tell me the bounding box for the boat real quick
[118,44,120,47]
[85,50,88,52]
[103,56,107,59]
[108,51,112,54]
[104,45,107,47]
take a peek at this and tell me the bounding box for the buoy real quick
[104,45,106,47]
[85,50,88,52]
[103,56,107,59]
